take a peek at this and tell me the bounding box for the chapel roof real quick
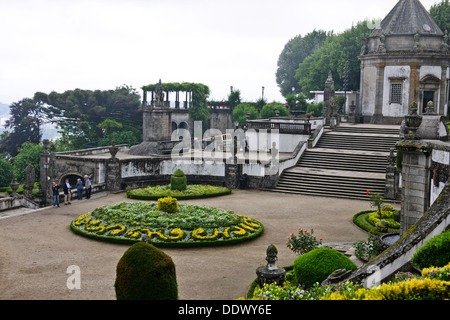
[370,0,444,37]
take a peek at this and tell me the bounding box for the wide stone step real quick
[268,186,381,200]
[299,152,388,165]
[280,173,385,188]
[297,161,386,173]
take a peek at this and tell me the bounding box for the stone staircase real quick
[268,124,400,200]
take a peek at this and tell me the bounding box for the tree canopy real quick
[295,21,371,98]
[276,30,329,97]
[35,85,142,150]
[430,0,450,33]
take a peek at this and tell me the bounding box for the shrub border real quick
[353,210,400,235]
[126,187,232,201]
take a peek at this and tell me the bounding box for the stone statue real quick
[23,162,35,199]
[414,31,421,52]
[154,79,165,107]
[378,32,386,53]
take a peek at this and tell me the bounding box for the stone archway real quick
[59,172,84,188]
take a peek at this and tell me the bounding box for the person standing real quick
[76,178,83,200]
[84,174,92,199]
[52,182,60,207]
[63,178,72,205]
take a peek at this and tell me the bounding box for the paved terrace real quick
[0,189,385,300]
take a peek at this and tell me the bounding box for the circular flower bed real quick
[126,184,232,200]
[353,209,400,234]
[70,201,263,247]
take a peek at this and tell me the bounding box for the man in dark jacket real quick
[52,182,60,207]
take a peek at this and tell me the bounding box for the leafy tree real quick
[430,0,450,33]
[0,98,46,157]
[295,21,371,98]
[232,103,258,127]
[12,142,43,184]
[285,93,308,111]
[226,89,241,111]
[306,102,324,117]
[260,103,289,119]
[0,158,14,187]
[36,85,141,150]
[276,30,329,97]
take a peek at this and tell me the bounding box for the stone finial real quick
[425,100,435,114]
[266,244,278,270]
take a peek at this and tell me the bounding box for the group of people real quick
[51,174,93,207]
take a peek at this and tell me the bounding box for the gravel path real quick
[0,189,372,300]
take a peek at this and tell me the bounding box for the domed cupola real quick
[363,0,446,54]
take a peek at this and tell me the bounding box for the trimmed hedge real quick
[114,242,178,300]
[126,184,232,200]
[293,247,357,289]
[412,230,450,269]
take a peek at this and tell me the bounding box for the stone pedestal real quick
[256,244,286,287]
[143,107,172,142]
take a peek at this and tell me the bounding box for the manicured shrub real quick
[157,196,178,213]
[170,169,187,191]
[114,242,178,300]
[412,230,450,269]
[293,247,357,289]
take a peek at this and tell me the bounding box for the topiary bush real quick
[114,242,178,300]
[293,247,357,289]
[412,230,450,270]
[157,196,178,213]
[170,169,187,191]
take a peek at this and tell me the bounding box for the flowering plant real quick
[367,190,383,218]
[286,228,323,255]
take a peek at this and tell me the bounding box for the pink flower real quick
[290,233,294,237]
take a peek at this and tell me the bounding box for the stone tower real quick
[359,0,450,124]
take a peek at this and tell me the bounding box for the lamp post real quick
[262,86,265,100]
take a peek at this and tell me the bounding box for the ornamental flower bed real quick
[70,201,263,247]
[246,262,450,300]
[126,184,232,200]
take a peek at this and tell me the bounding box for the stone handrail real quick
[345,178,450,288]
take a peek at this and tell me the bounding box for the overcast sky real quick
[0,0,440,105]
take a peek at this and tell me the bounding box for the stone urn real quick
[109,141,119,159]
[10,175,20,196]
[405,102,422,140]
[256,244,286,287]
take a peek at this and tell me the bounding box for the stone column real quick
[398,145,432,235]
[439,64,447,115]
[385,148,400,200]
[372,62,385,124]
[39,139,51,206]
[409,63,420,112]
[106,145,121,192]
